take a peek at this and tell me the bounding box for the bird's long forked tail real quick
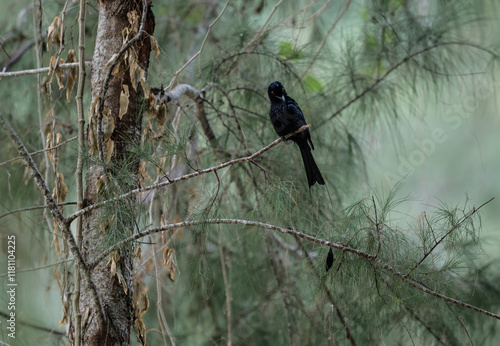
[299,144,325,187]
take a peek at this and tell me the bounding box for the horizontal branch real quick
[0,135,77,167]
[67,124,311,225]
[0,201,77,220]
[67,138,278,223]
[0,61,91,78]
[90,219,500,320]
[92,217,500,322]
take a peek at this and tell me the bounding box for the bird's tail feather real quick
[299,145,325,187]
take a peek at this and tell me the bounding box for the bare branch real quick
[91,216,500,321]
[300,0,351,79]
[67,125,311,224]
[167,0,231,88]
[0,202,76,220]
[0,62,91,78]
[0,135,77,167]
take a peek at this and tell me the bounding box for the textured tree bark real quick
[78,1,154,344]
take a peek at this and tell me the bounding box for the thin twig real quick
[167,0,231,89]
[89,216,500,321]
[0,202,77,220]
[0,258,73,277]
[407,197,494,276]
[300,0,351,79]
[0,62,91,78]
[0,136,78,167]
[319,41,500,127]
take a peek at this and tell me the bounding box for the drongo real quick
[268,81,325,187]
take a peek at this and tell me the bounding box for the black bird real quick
[268,81,325,187]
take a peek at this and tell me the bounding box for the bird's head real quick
[268,81,286,103]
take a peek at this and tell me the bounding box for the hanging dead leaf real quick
[96,174,106,194]
[150,36,160,58]
[51,219,61,257]
[105,139,115,163]
[134,246,142,261]
[147,90,157,110]
[134,317,146,346]
[53,173,69,203]
[157,103,167,127]
[46,16,61,50]
[116,265,128,294]
[103,53,118,70]
[122,27,131,44]
[58,300,69,326]
[127,10,140,34]
[137,288,149,318]
[65,49,78,102]
[119,84,130,119]
[55,132,62,145]
[46,132,55,166]
[108,251,120,276]
[102,109,115,140]
[162,248,177,281]
[49,55,65,89]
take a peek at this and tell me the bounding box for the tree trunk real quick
[77,1,154,344]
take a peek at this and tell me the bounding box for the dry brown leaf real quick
[127,10,140,34]
[105,139,115,163]
[46,16,61,50]
[49,55,65,89]
[119,84,130,119]
[58,300,69,326]
[134,246,142,261]
[150,36,160,58]
[162,248,177,281]
[103,53,118,70]
[51,219,61,257]
[116,265,128,294]
[65,49,78,102]
[55,68,65,89]
[102,109,115,140]
[55,132,62,145]
[108,251,120,276]
[133,317,146,346]
[158,103,167,127]
[122,27,131,44]
[95,174,106,194]
[53,173,68,203]
[46,132,54,166]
